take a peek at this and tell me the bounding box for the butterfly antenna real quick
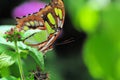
[56,37,75,45]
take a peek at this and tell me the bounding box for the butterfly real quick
[15,0,65,53]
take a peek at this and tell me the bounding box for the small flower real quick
[4,28,23,42]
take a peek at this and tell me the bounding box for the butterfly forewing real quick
[15,0,65,53]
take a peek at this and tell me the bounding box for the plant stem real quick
[14,40,24,80]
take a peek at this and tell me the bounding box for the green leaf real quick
[22,55,38,76]
[45,51,63,80]
[0,67,10,77]
[0,44,14,54]
[83,2,120,80]
[0,52,17,69]
[7,41,44,71]
[83,34,120,80]
[0,76,20,80]
[0,37,15,49]
[0,40,17,69]
[27,47,44,71]
[76,5,99,34]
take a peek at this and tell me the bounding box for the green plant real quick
[0,25,44,80]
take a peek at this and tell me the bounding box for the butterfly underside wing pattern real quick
[15,0,65,53]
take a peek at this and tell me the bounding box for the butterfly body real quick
[15,0,65,53]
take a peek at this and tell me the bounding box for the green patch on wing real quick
[47,13,56,25]
[45,21,55,34]
[54,8,63,19]
[22,29,48,45]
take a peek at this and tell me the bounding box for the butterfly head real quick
[51,0,64,8]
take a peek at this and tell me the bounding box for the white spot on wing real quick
[57,18,63,28]
[25,22,31,26]
[41,14,44,17]
[39,21,44,26]
[34,21,39,26]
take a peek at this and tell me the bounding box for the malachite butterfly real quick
[15,0,65,53]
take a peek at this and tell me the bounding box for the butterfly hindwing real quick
[15,0,65,53]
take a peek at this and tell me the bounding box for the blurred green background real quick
[0,0,120,80]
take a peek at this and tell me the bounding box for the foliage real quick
[0,25,44,79]
[0,25,62,80]
[64,0,120,80]
[83,3,120,80]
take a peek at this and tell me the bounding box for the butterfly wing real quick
[15,0,65,53]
